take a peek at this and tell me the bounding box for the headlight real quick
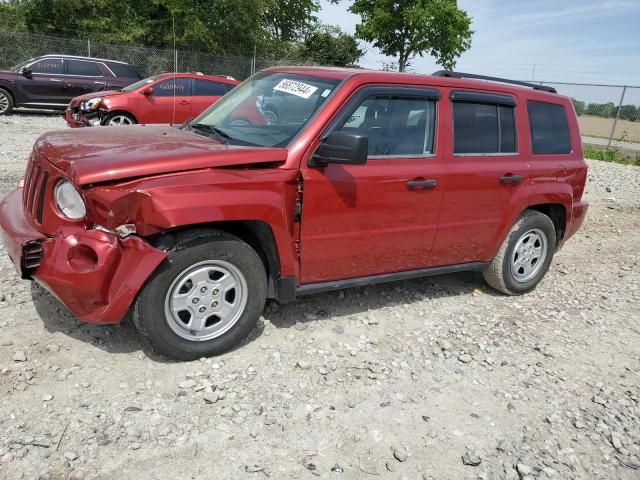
[54,180,86,219]
[80,97,102,112]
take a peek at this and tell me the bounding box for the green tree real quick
[618,105,638,122]
[571,98,585,116]
[264,0,320,42]
[349,0,473,71]
[295,24,363,66]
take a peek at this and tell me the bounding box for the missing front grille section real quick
[36,172,49,223]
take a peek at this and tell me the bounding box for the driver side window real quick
[335,95,436,157]
[30,59,64,75]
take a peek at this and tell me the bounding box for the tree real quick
[264,0,320,42]
[349,0,472,72]
[619,105,638,122]
[296,24,363,66]
[571,98,586,116]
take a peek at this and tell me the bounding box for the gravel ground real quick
[0,114,639,480]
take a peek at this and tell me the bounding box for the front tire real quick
[483,210,556,295]
[0,88,14,115]
[133,231,267,360]
[104,112,136,126]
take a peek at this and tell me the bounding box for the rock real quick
[64,452,78,461]
[125,406,142,412]
[1,339,13,346]
[611,435,622,450]
[359,456,379,475]
[149,413,163,426]
[1,452,14,463]
[592,395,607,406]
[461,449,481,466]
[458,353,472,363]
[296,360,312,370]
[331,463,343,472]
[516,463,532,477]
[203,392,220,404]
[12,350,27,362]
[333,325,345,334]
[178,378,197,389]
[42,393,54,402]
[302,455,316,470]
[294,322,307,331]
[263,416,277,425]
[245,464,265,473]
[393,447,409,462]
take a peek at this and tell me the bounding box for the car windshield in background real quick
[122,76,159,92]
[191,72,340,147]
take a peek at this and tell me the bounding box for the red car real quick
[1,67,588,360]
[65,73,239,127]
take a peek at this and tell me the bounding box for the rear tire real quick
[0,88,14,115]
[483,210,556,295]
[133,231,267,360]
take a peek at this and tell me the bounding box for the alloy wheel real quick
[164,260,248,342]
[0,92,9,114]
[510,228,548,283]
[107,115,133,126]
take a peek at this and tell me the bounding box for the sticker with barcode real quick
[273,79,318,99]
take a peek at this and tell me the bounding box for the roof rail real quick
[432,70,557,94]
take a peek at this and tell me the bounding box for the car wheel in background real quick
[229,118,250,127]
[0,88,14,115]
[104,113,136,126]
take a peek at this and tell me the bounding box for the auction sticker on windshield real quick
[273,79,318,99]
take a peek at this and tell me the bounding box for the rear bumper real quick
[565,200,589,242]
[0,187,167,323]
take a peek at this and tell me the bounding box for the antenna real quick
[172,16,177,124]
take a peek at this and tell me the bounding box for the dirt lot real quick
[0,114,639,480]
[578,115,640,144]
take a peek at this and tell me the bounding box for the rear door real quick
[430,89,529,266]
[299,86,445,283]
[17,58,66,106]
[191,79,229,117]
[62,59,105,100]
[139,77,191,124]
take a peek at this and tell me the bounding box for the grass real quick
[583,144,640,166]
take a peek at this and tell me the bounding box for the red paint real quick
[0,67,588,325]
[65,73,238,127]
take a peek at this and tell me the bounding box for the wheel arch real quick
[147,220,282,300]
[0,84,16,105]
[525,203,567,248]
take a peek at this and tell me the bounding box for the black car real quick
[0,54,142,115]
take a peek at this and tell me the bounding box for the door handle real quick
[499,174,522,185]
[179,100,189,105]
[406,179,437,189]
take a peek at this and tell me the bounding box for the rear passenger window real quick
[527,101,571,154]
[336,95,436,156]
[192,79,227,96]
[67,60,101,76]
[453,102,516,154]
[107,63,141,79]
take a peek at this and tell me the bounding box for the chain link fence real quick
[539,81,640,151]
[0,29,307,80]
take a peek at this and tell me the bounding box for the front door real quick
[299,87,445,284]
[141,77,192,124]
[429,89,530,266]
[17,58,66,106]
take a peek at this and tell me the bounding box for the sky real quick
[318,0,640,104]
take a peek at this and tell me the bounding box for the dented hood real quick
[34,125,289,185]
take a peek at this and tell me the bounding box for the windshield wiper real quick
[190,123,232,144]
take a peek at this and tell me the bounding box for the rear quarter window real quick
[107,62,141,79]
[192,79,228,96]
[527,101,571,154]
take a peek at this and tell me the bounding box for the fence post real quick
[87,38,91,57]
[607,86,627,149]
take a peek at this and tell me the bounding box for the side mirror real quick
[21,67,32,78]
[141,86,154,95]
[310,131,368,167]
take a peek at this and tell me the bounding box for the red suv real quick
[65,73,239,127]
[0,68,588,360]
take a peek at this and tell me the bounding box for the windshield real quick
[190,72,340,147]
[122,75,160,92]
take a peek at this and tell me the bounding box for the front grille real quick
[22,156,50,224]
[23,241,43,270]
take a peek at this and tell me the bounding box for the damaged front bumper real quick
[0,187,167,323]
[64,108,102,128]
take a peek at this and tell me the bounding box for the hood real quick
[70,90,123,106]
[34,125,289,185]
[0,69,18,80]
